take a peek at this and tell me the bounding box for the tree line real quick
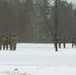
[0,0,76,43]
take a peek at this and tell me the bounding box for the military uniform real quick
[52,36,56,48]
[62,36,66,48]
[0,36,2,50]
[8,36,12,50]
[57,35,62,48]
[2,36,6,50]
[6,37,9,50]
[72,35,76,48]
[10,35,17,50]
[52,35,58,48]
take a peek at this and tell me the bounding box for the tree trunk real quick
[55,0,58,52]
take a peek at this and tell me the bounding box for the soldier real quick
[2,36,6,50]
[9,36,12,50]
[57,35,62,48]
[62,36,66,48]
[6,37,9,50]
[72,35,76,48]
[0,36,2,50]
[52,36,56,48]
[11,35,17,50]
[52,35,58,48]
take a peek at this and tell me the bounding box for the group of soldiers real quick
[53,35,76,48]
[53,35,66,48]
[57,35,66,48]
[0,35,17,50]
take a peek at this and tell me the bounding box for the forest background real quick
[0,0,76,43]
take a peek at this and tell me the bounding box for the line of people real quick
[0,35,17,50]
[57,35,66,48]
[53,35,76,48]
[53,35,66,48]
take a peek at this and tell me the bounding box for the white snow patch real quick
[0,43,76,75]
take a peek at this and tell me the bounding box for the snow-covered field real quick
[0,43,76,75]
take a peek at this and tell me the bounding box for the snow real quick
[0,43,76,75]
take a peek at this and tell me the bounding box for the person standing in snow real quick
[6,37,9,50]
[0,36,2,50]
[9,36,12,50]
[57,35,62,48]
[72,35,76,48]
[2,36,6,50]
[10,35,17,50]
[62,36,66,48]
[52,36,56,48]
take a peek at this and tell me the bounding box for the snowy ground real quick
[0,43,76,75]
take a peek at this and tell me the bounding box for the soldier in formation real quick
[53,34,76,48]
[57,35,62,48]
[62,36,66,48]
[52,35,56,48]
[57,35,66,48]
[2,36,6,50]
[10,35,17,50]
[53,35,66,48]
[72,35,76,48]
[0,36,2,50]
[52,35,58,48]
[0,35,17,50]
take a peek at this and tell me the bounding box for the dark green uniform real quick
[2,36,6,50]
[72,35,76,48]
[0,36,2,50]
[57,35,62,48]
[6,37,9,50]
[8,36,12,50]
[10,35,17,50]
[52,36,56,48]
[62,36,66,48]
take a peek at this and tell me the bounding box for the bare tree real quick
[46,0,74,51]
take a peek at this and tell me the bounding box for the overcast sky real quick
[67,0,76,3]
